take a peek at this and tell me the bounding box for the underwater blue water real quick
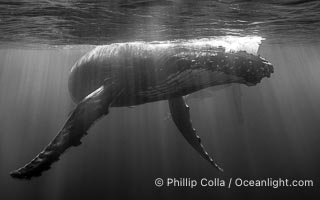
[1,1,320,199]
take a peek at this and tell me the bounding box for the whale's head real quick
[220,51,274,86]
[169,37,273,87]
[187,50,274,87]
[170,49,274,91]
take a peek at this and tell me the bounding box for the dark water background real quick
[1,0,320,200]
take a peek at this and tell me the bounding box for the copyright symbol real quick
[155,178,164,187]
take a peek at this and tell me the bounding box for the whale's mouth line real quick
[244,81,258,86]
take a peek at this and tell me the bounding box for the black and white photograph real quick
[0,0,320,199]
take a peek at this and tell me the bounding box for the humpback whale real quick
[10,37,273,179]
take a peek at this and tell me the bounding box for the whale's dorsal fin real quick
[10,80,123,179]
[168,96,223,171]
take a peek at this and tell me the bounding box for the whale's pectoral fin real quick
[10,80,123,179]
[168,97,223,171]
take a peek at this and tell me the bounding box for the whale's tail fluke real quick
[10,80,123,179]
